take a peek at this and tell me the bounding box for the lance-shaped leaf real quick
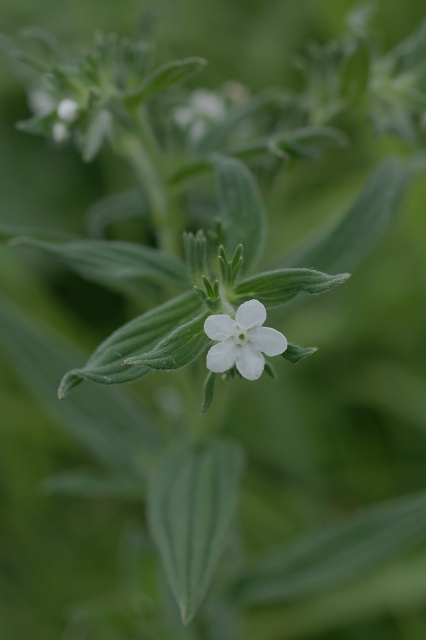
[282,343,318,364]
[148,438,245,623]
[16,110,57,137]
[59,291,202,398]
[232,489,426,606]
[201,371,216,413]
[124,57,207,106]
[214,155,266,275]
[80,108,112,162]
[232,268,349,307]
[270,126,348,161]
[125,313,210,370]
[279,156,423,273]
[0,295,159,474]
[12,237,190,292]
[379,18,426,75]
[244,553,426,640]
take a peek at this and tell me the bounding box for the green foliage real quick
[282,343,318,364]
[148,438,245,623]
[280,155,424,272]
[183,230,208,284]
[42,468,145,498]
[0,295,159,474]
[2,3,426,638]
[124,57,207,106]
[201,371,216,413]
[270,126,348,161]
[12,236,190,292]
[59,291,202,397]
[214,155,266,275]
[87,188,146,238]
[233,489,426,605]
[124,313,210,371]
[233,269,350,307]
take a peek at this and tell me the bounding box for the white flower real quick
[28,89,56,116]
[173,89,226,142]
[190,89,225,120]
[57,99,79,123]
[204,299,288,381]
[52,122,69,143]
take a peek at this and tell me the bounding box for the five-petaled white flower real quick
[204,299,288,381]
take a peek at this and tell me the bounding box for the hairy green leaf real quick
[125,313,210,370]
[0,295,159,474]
[148,438,245,623]
[283,343,318,364]
[279,156,423,272]
[380,18,426,75]
[214,155,266,275]
[233,268,349,307]
[13,236,189,292]
[16,111,56,137]
[81,108,112,162]
[270,126,348,161]
[247,551,426,640]
[232,489,426,605]
[202,371,216,413]
[59,291,202,397]
[124,57,207,106]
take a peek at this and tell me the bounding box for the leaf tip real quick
[181,607,194,625]
[333,271,351,285]
[58,369,82,399]
[195,56,208,67]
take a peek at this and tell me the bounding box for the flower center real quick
[235,325,250,345]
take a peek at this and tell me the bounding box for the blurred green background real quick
[2,1,426,639]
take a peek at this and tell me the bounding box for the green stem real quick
[115,108,181,256]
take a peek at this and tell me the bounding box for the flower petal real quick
[235,344,265,380]
[250,326,288,356]
[206,337,238,373]
[235,299,266,329]
[204,314,236,340]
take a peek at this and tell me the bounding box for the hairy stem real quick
[115,108,181,256]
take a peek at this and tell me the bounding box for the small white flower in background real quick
[28,89,56,116]
[51,99,79,143]
[204,299,288,381]
[52,121,69,143]
[190,89,226,120]
[174,89,226,142]
[57,98,79,123]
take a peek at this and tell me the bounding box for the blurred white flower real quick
[52,122,69,143]
[28,89,56,116]
[190,89,226,120]
[204,299,288,381]
[57,99,79,123]
[174,88,226,142]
